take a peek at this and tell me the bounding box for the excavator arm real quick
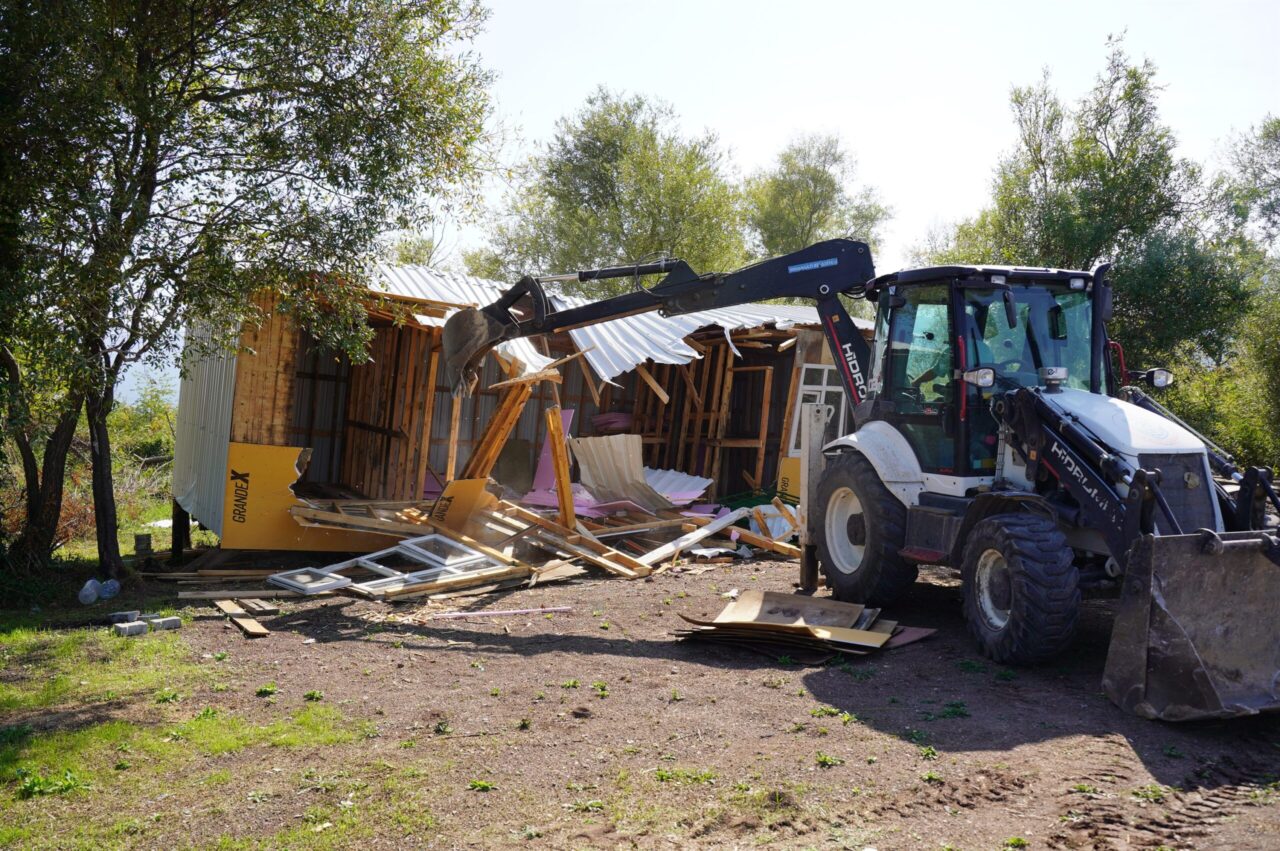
[442,239,877,400]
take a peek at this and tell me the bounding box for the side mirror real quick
[963,368,995,388]
[1128,368,1173,388]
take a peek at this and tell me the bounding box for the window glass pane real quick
[802,366,825,387]
[887,285,952,412]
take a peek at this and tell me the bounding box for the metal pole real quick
[797,403,833,592]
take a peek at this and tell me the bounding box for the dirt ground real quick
[11,559,1280,849]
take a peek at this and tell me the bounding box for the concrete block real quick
[107,611,141,624]
[113,621,148,637]
[146,616,182,631]
[138,612,160,620]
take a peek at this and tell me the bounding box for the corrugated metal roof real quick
[373,264,867,382]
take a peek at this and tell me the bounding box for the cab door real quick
[881,285,957,473]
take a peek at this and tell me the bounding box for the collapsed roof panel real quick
[373,264,870,383]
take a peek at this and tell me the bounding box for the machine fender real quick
[823,422,924,508]
[947,492,1057,566]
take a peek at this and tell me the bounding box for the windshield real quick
[961,286,1092,390]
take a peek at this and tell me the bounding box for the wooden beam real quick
[634,363,670,404]
[461,382,534,479]
[575,356,602,407]
[445,394,462,481]
[544,405,576,528]
[675,512,802,559]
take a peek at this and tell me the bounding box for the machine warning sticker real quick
[787,257,838,274]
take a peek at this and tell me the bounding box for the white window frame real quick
[787,363,848,456]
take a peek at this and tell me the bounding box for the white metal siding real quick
[172,323,236,535]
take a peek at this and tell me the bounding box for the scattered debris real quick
[675,590,933,663]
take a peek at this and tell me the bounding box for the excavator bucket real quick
[442,306,513,395]
[1103,530,1280,721]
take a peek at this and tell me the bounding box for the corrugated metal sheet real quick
[374,264,868,382]
[172,322,236,535]
[372,263,552,376]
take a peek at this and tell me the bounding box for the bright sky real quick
[454,0,1279,273]
[125,0,1278,402]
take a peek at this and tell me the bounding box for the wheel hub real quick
[975,547,1012,630]
[824,486,866,575]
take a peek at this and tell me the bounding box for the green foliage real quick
[466,88,746,294]
[745,134,889,257]
[3,0,494,572]
[14,768,88,799]
[1231,115,1280,244]
[814,752,844,769]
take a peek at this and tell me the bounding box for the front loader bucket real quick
[1103,531,1280,721]
[441,306,512,396]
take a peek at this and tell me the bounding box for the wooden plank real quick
[213,599,246,616]
[231,616,270,638]
[240,599,280,616]
[413,331,440,500]
[445,395,462,481]
[771,497,799,530]
[461,382,533,479]
[634,363,670,404]
[178,589,317,600]
[544,405,576,528]
[575,356,602,407]
[638,507,750,566]
[497,502,651,577]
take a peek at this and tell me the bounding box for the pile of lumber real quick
[675,590,933,665]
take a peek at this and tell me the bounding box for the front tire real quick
[814,452,914,605]
[960,513,1079,664]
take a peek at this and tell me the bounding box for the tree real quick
[2,0,493,575]
[744,134,889,257]
[465,89,745,295]
[920,40,1250,366]
[1231,115,1280,248]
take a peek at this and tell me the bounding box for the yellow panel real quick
[221,442,391,552]
[776,455,802,502]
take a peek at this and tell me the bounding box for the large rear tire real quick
[814,452,915,605]
[960,513,1079,664]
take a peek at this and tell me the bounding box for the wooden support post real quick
[634,363,670,404]
[445,394,462,482]
[462,382,535,480]
[545,405,576,528]
[798,402,832,592]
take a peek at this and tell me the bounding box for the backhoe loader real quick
[442,239,1280,721]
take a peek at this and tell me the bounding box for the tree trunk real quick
[85,384,124,579]
[6,402,81,572]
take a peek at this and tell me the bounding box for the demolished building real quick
[171,264,871,552]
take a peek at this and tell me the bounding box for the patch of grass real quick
[591,681,609,698]
[1162,745,1184,759]
[669,689,684,702]
[810,705,839,718]
[939,701,969,719]
[815,752,844,769]
[995,668,1017,682]
[654,767,717,784]
[921,770,943,785]
[468,779,495,792]
[1132,783,1169,804]
[255,682,278,697]
[303,690,324,702]
[902,728,927,744]
[517,718,531,731]
[433,719,453,735]
[1003,838,1029,849]
[568,799,604,812]
[1071,783,1099,794]
[213,651,229,661]
[0,625,206,714]
[561,679,580,689]
[919,745,939,760]
[957,660,987,673]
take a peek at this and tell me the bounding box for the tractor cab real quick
[860,266,1103,480]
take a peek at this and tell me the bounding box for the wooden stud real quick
[544,405,576,528]
[445,394,462,482]
[633,363,670,404]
